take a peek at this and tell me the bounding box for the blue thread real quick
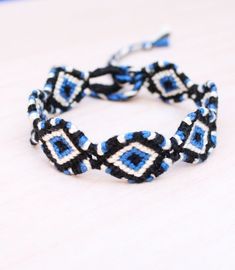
[148,63,155,72]
[179,95,184,101]
[160,138,166,148]
[41,112,47,121]
[210,84,217,92]
[199,107,205,115]
[196,101,201,107]
[176,130,185,140]
[90,92,98,98]
[60,78,76,101]
[55,118,62,125]
[120,65,129,72]
[81,91,86,98]
[115,74,132,83]
[152,36,169,47]
[146,175,154,182]
[101,142,108,153]
[49,136,73,159]
[109,92,126,101]
[64,169,72,175]
[66,122,72,129]
[209,111,216,122]
[134,80,143,90]
[184,77,191,85]
[109,94,120,100]
[79,135,88,147]
[105,168,112,174]
[105,167,111,174]
[80,162,88,173]
[163,60,170,67]
[80,72,85,79]
[142,131,151,139]
[161,162,169,171]
[134,73,143,81]
[49,67,57,74]
[190,125,205,150]
[211,135,217,145]
[125,132,134,140]
[188,112,197,121]
[44,82,52,90]
[208,103,217,110]
[40,120,46,129]
[120,147,150,171]
[160,75,178,93]
[28,95,36,101]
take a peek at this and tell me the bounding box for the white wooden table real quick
[0,0,235,269]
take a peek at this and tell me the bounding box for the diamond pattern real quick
[184,120,209,154]
[151,69,187,97]
[119,146,151,171]
[107,142,158,178]
[38,119,93,175]
[49,135,73,159]
[42,129,80,165]
[54,71,83,107]
[30,63,218,181]
[190,125,205,150]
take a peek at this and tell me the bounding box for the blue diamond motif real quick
[159,75,178,93]
[190,125,205,150]
[49,136,74,159]
[60,78,77,101]
[119,147,150,171]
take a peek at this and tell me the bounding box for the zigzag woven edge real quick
[27,60,218,183]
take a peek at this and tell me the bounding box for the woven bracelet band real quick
[27,32,218,183]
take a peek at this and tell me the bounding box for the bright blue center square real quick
[60,78,77,101]
[190,125,205,150]
[49,136,73,159]
[160,75,178,92]
[119,147,150,171]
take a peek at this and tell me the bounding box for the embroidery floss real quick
[27,32,218,183]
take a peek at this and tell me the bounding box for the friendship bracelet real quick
[27,32,218,183]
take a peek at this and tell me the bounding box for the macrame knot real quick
[27,31,218,182]
[113,66,146,90]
